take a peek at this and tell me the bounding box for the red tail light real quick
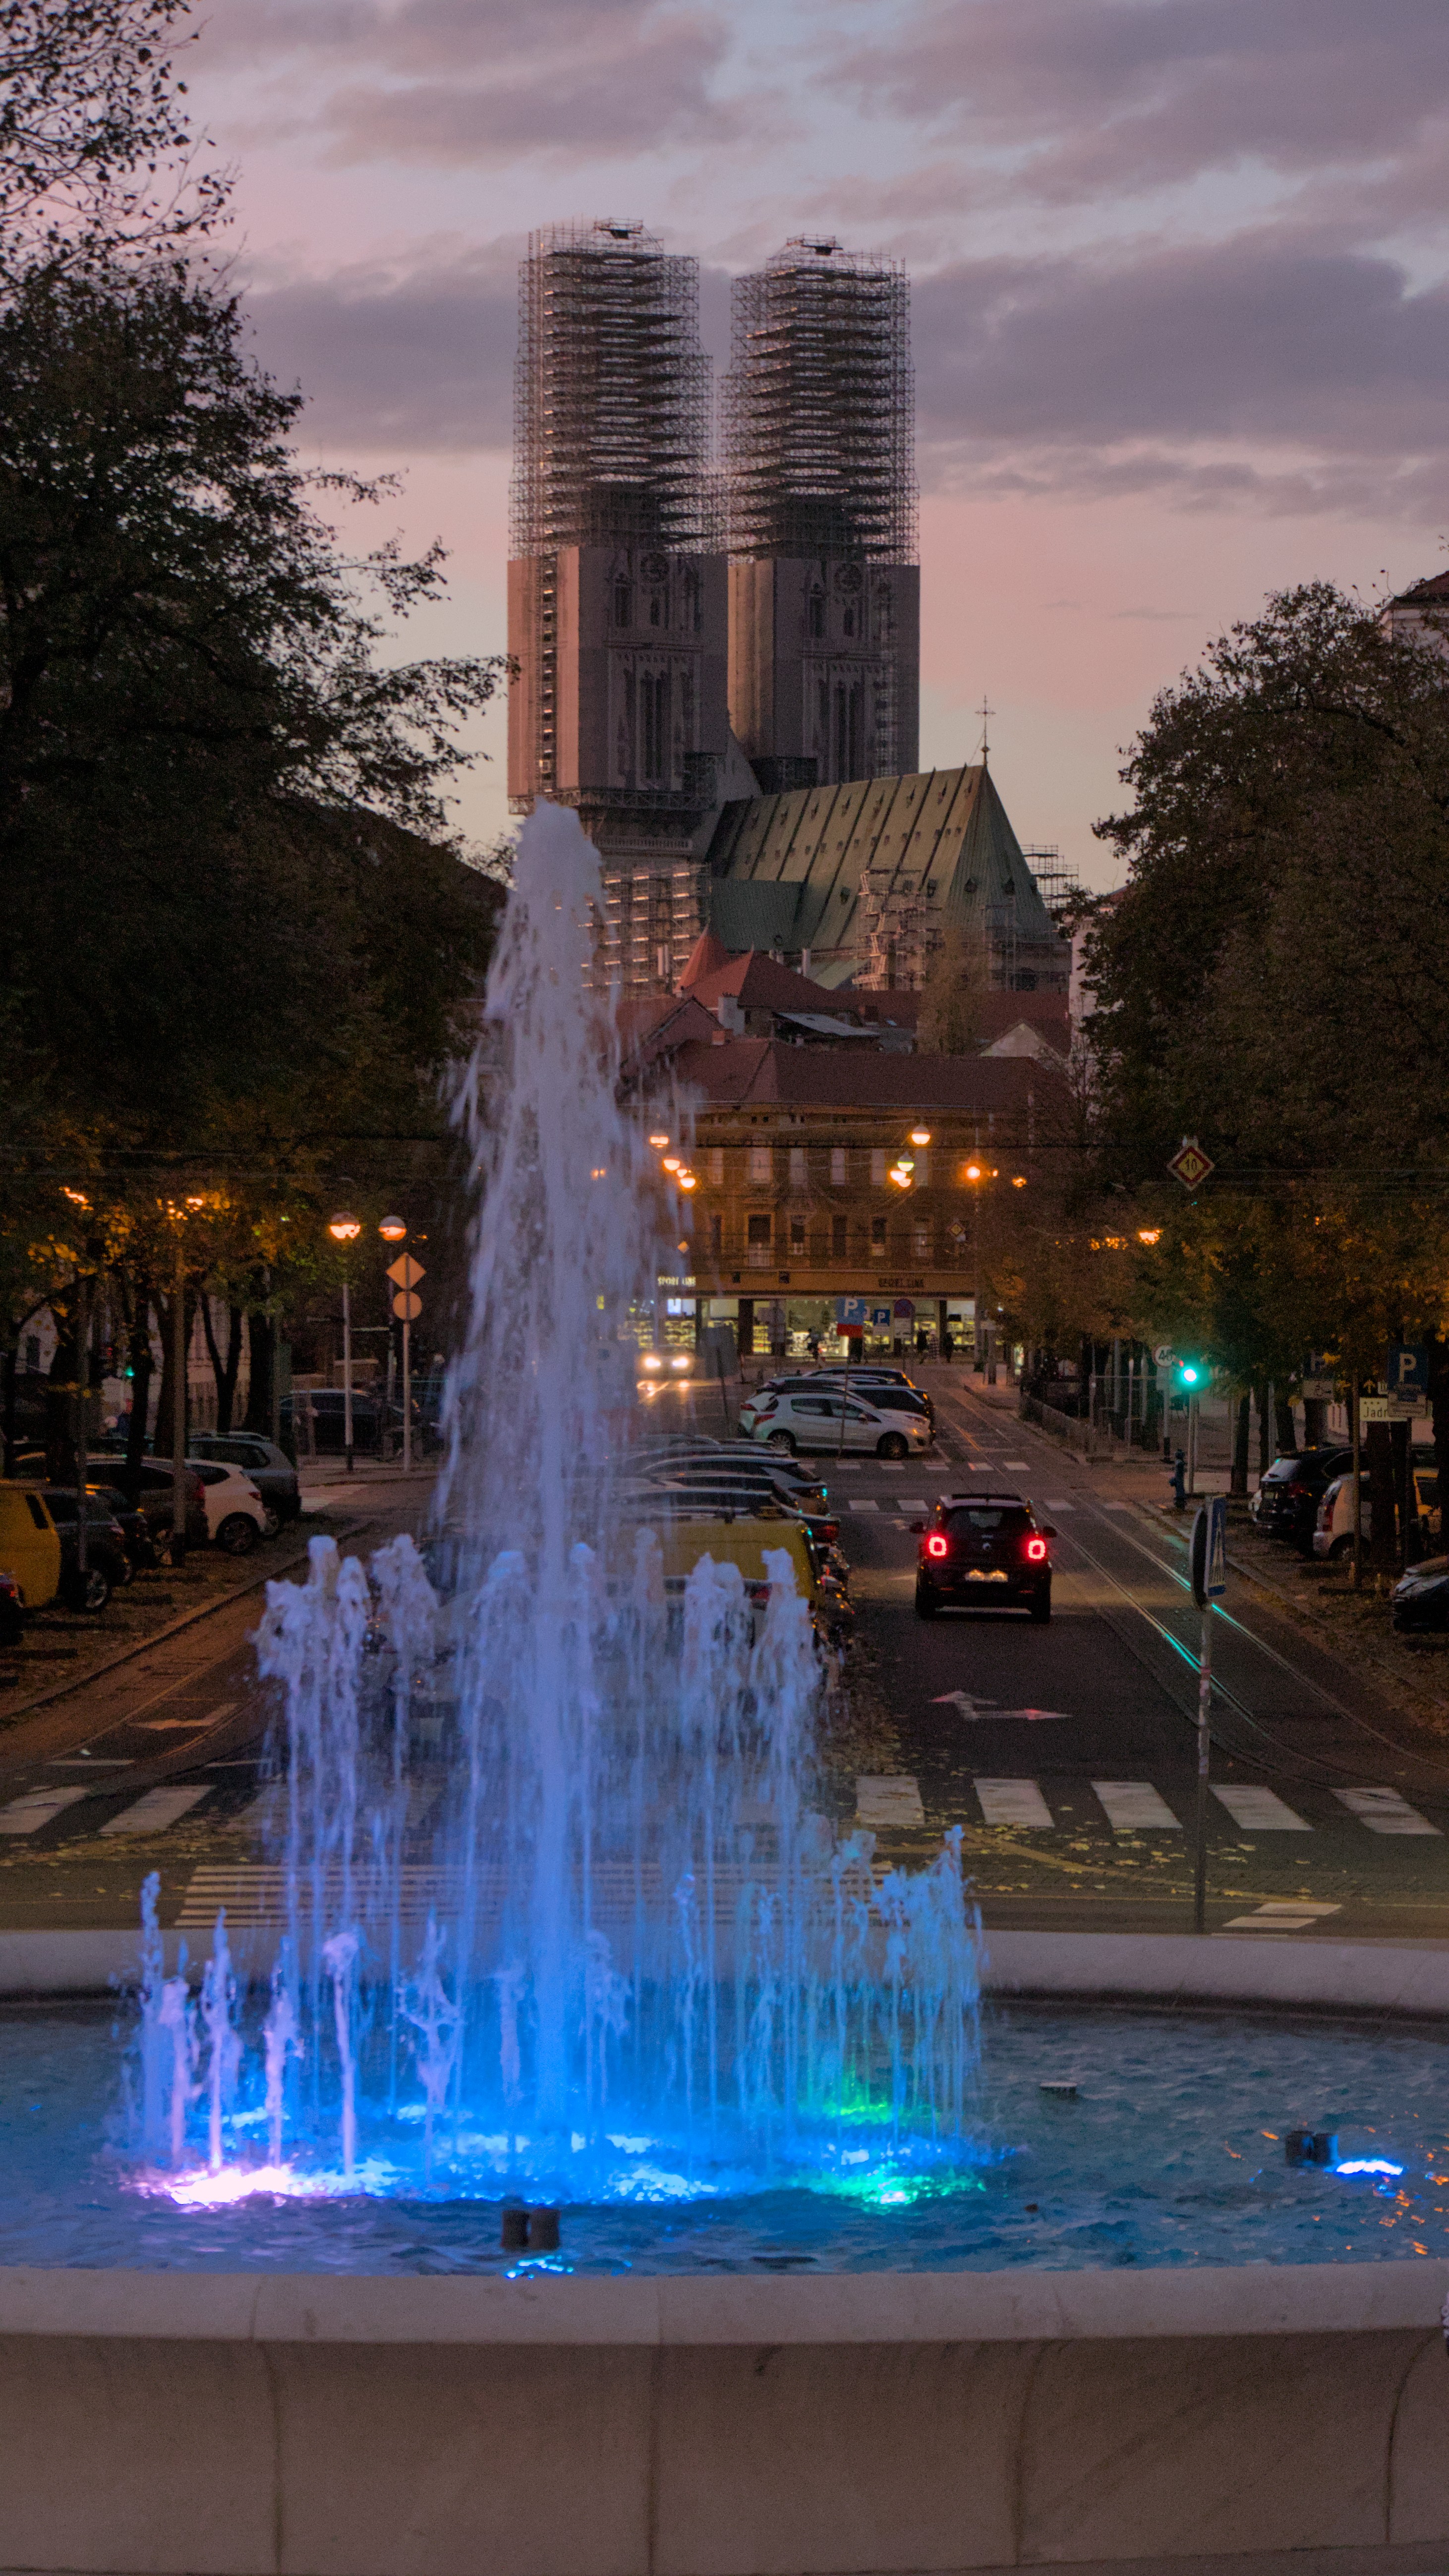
[926,1534,949,1559]
[1025,1537,1047,1562]
[819,1520,839,1541]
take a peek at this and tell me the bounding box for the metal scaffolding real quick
[511,219,715,558]
[724,239,917,563]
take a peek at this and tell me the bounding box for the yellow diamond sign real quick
[1167,1137,1215,1190]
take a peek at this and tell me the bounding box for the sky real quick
[190,0,1449,884]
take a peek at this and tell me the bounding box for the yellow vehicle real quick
[615,1510,853,1648]
[0,1484,61,1610]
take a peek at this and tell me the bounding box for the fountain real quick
[119,798,983,2214]
[2,806,1449,2575]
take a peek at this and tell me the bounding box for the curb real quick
[0,1512,380,1732]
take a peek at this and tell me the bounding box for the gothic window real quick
[808,587,825,639]
[640,670,672,781]
[613,579,632,628]
[842,604,855,638]
[648,589,665,628]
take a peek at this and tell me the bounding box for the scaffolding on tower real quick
[723,239,917,565]
[511,219,716,560]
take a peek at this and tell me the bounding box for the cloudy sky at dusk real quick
[190,0,1449,879]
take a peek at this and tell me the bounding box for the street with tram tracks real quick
[1,1391,1449,1949]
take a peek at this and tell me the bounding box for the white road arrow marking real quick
[928,1692,1069,1721]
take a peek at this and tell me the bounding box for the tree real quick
[0,0,227,279]
[918,924,989,1055]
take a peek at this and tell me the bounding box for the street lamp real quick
[329,1213,360,1473]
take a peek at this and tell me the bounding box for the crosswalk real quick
[851,1773,1443,1839]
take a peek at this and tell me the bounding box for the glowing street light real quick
[662,1156,681,1173]
[677,1170,698,1191]
[1137,1227,1162,1246]
[379,1214,406,1243]
[329,1213,360,1471]
[909,1127,931,1147]
[648,1132,671,1149]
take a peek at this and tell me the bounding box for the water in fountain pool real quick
[4,2001,1449,2272]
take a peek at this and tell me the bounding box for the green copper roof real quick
[705,764,1059,957]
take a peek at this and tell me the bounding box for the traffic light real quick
[1175,1358,1206,1393]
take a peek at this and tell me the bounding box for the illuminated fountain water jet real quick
[128,803,983,2205]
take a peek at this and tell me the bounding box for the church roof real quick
[704,763,1062,960]
[681,948,846,1015]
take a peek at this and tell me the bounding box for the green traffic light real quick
[1181,1364,1200,1384]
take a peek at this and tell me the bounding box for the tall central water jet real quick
[141,804,981,2202]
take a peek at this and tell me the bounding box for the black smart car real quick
[1249,1448,1352,1549]
[912,1491,1057,1622]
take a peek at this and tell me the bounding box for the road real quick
[3,1396,1449,1949]
[840,1372,1449,1940]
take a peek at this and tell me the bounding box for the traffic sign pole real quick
[1189,1497,1227,1933]
[386,1254,426,1476]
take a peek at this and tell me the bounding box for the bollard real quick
[530,2206,561,2251]
[500,2204,529,2250]
[1285,2131,1337,2169]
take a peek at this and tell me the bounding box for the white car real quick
[740,1385,930,1460]
[188,1458,268,1554]
[1313,1469,1437,1561]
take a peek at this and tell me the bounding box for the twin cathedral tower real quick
[506,221,921,988]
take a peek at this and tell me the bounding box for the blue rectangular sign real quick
[836,1296,868,1330]
[1387,1345,1431,1399]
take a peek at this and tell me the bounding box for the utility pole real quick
[329,1215,361,1474]
[74,1271,89,1581]
[1340,1380,1351,1576]
[170,1228,187,1566]
[1189,1497,1227,1934]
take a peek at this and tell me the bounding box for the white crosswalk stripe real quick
[974,1778,1054,1829]
[0,1787,92,1834]
[1093,1780,1180,1831]
[856,1775,925,1827]
[896,1501,929,1514]
[99,1785,212,1837]
[848,1498,880,1513]
[1334,1787,1441,1836]
[1213,1784,1310,1832]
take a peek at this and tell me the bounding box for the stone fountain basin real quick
[2,1932,1448,2576]
[0,2256,1445,2576]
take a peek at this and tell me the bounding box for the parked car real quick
[114,1459,210,1547]
[1250,1448,1353,1548]
[740,1386,930,1461]
[805,1369,935,1428]
[83,1483,160,1572]
[911,1491,1057,1623]
[188,1433,300,1533]
[38,1488,130,1611]
[189,1460,268,1553]
[1392,1557,1449,1633]
[0,1485,60,1622]
[635,1447,829,1510]
[1313,1470,1439,1562]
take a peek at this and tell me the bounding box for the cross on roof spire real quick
[977,694,994,762]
